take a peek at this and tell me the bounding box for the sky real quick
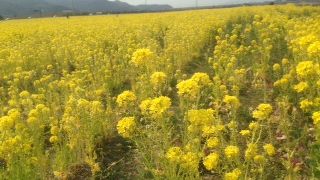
[116,0,270,8]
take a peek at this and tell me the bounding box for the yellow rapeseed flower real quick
[224,145,240,159]
[249,122,259,131]
[296,61,317,79]
[252,103,273,120]
[254,155,266,164]
[263,144,276,156]
[224,168,242,180]
[0,116,15,131]
[150,72,167,88]
[117,117,136,138]
[177,79,200,100]
[282,58,289,66]
[240,130,251,137]
[206,137,220,148]
[140,96,171,119]
[274,78,289,88]
[191,73,211,87]
[202,125,217,137]
[19,90,30,98]
[50,126,59,135]
[245,143,258,160]
[8,109,21,121]
[300,99,313,112]
[181,152,199,172]
[223,95,240,109]
[203,152,219,171]
[49,136,59,143]
[312,111,320,125]
[273,63,281,72]
[116,91,137,108]
[166,147,183,163]
[307,41,320,56]
[131,48,154,66]
[90,101,103,114]
[187,109,215,127]
[293,82,309,93]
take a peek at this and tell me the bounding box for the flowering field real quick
[0,4,320,180]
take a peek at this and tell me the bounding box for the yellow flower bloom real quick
[187,109,215,127]
[252,103,273,120]
[187,125,198,134]
[181,152,199,172]
[300,99,313,112]
[150,72,167,88]
[231,85,240,93]
[116,91,137,108]
[191,72,211,87]
[166,147,182,163]
[90,101,103,114]
[53,171,64,178]
[50,126,59,135]
[225,168,242,180]
[36,104,50,114]
[203,152,219,171]
[296,61,317,79]
[216,125,226,132]
[312,111,320,125]
[8,109,21,121]
[224,146,240,159]
[263,144,276,156]
[8,99,17,107]
[235,68,246,77]
[245,143,258,160]
[19,90,30,98]
[227,121,237,130]
[177,79,200,100]
[140,96,171,119]
[240,130,251,137]
[293,82,309,93]
[219,85,227,91]
[273,63,281,72]
[91,163,101,174]
[274,78,289,88]
[254,155,266,164]
[307,41,320,56]
[202,125,216,137]
[223,95,240,109]
[117,117,136,138]
[27,116,37,124]
[314,98,320,107]
[282,58,289,66]
[131,48,154,66]
[0,116,15,131]
[49,136,59,143]
[206,137,220,148]
[77,99,90,110]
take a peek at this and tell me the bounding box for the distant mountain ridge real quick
[45,0,133,12]
[0,0,67,17]
[0,0,173,18]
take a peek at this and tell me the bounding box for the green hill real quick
[0,0,67,17]
[0,0,173,18]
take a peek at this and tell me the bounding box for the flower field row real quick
[0,4,320,179]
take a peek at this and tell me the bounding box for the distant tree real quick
[0,15,4,21]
